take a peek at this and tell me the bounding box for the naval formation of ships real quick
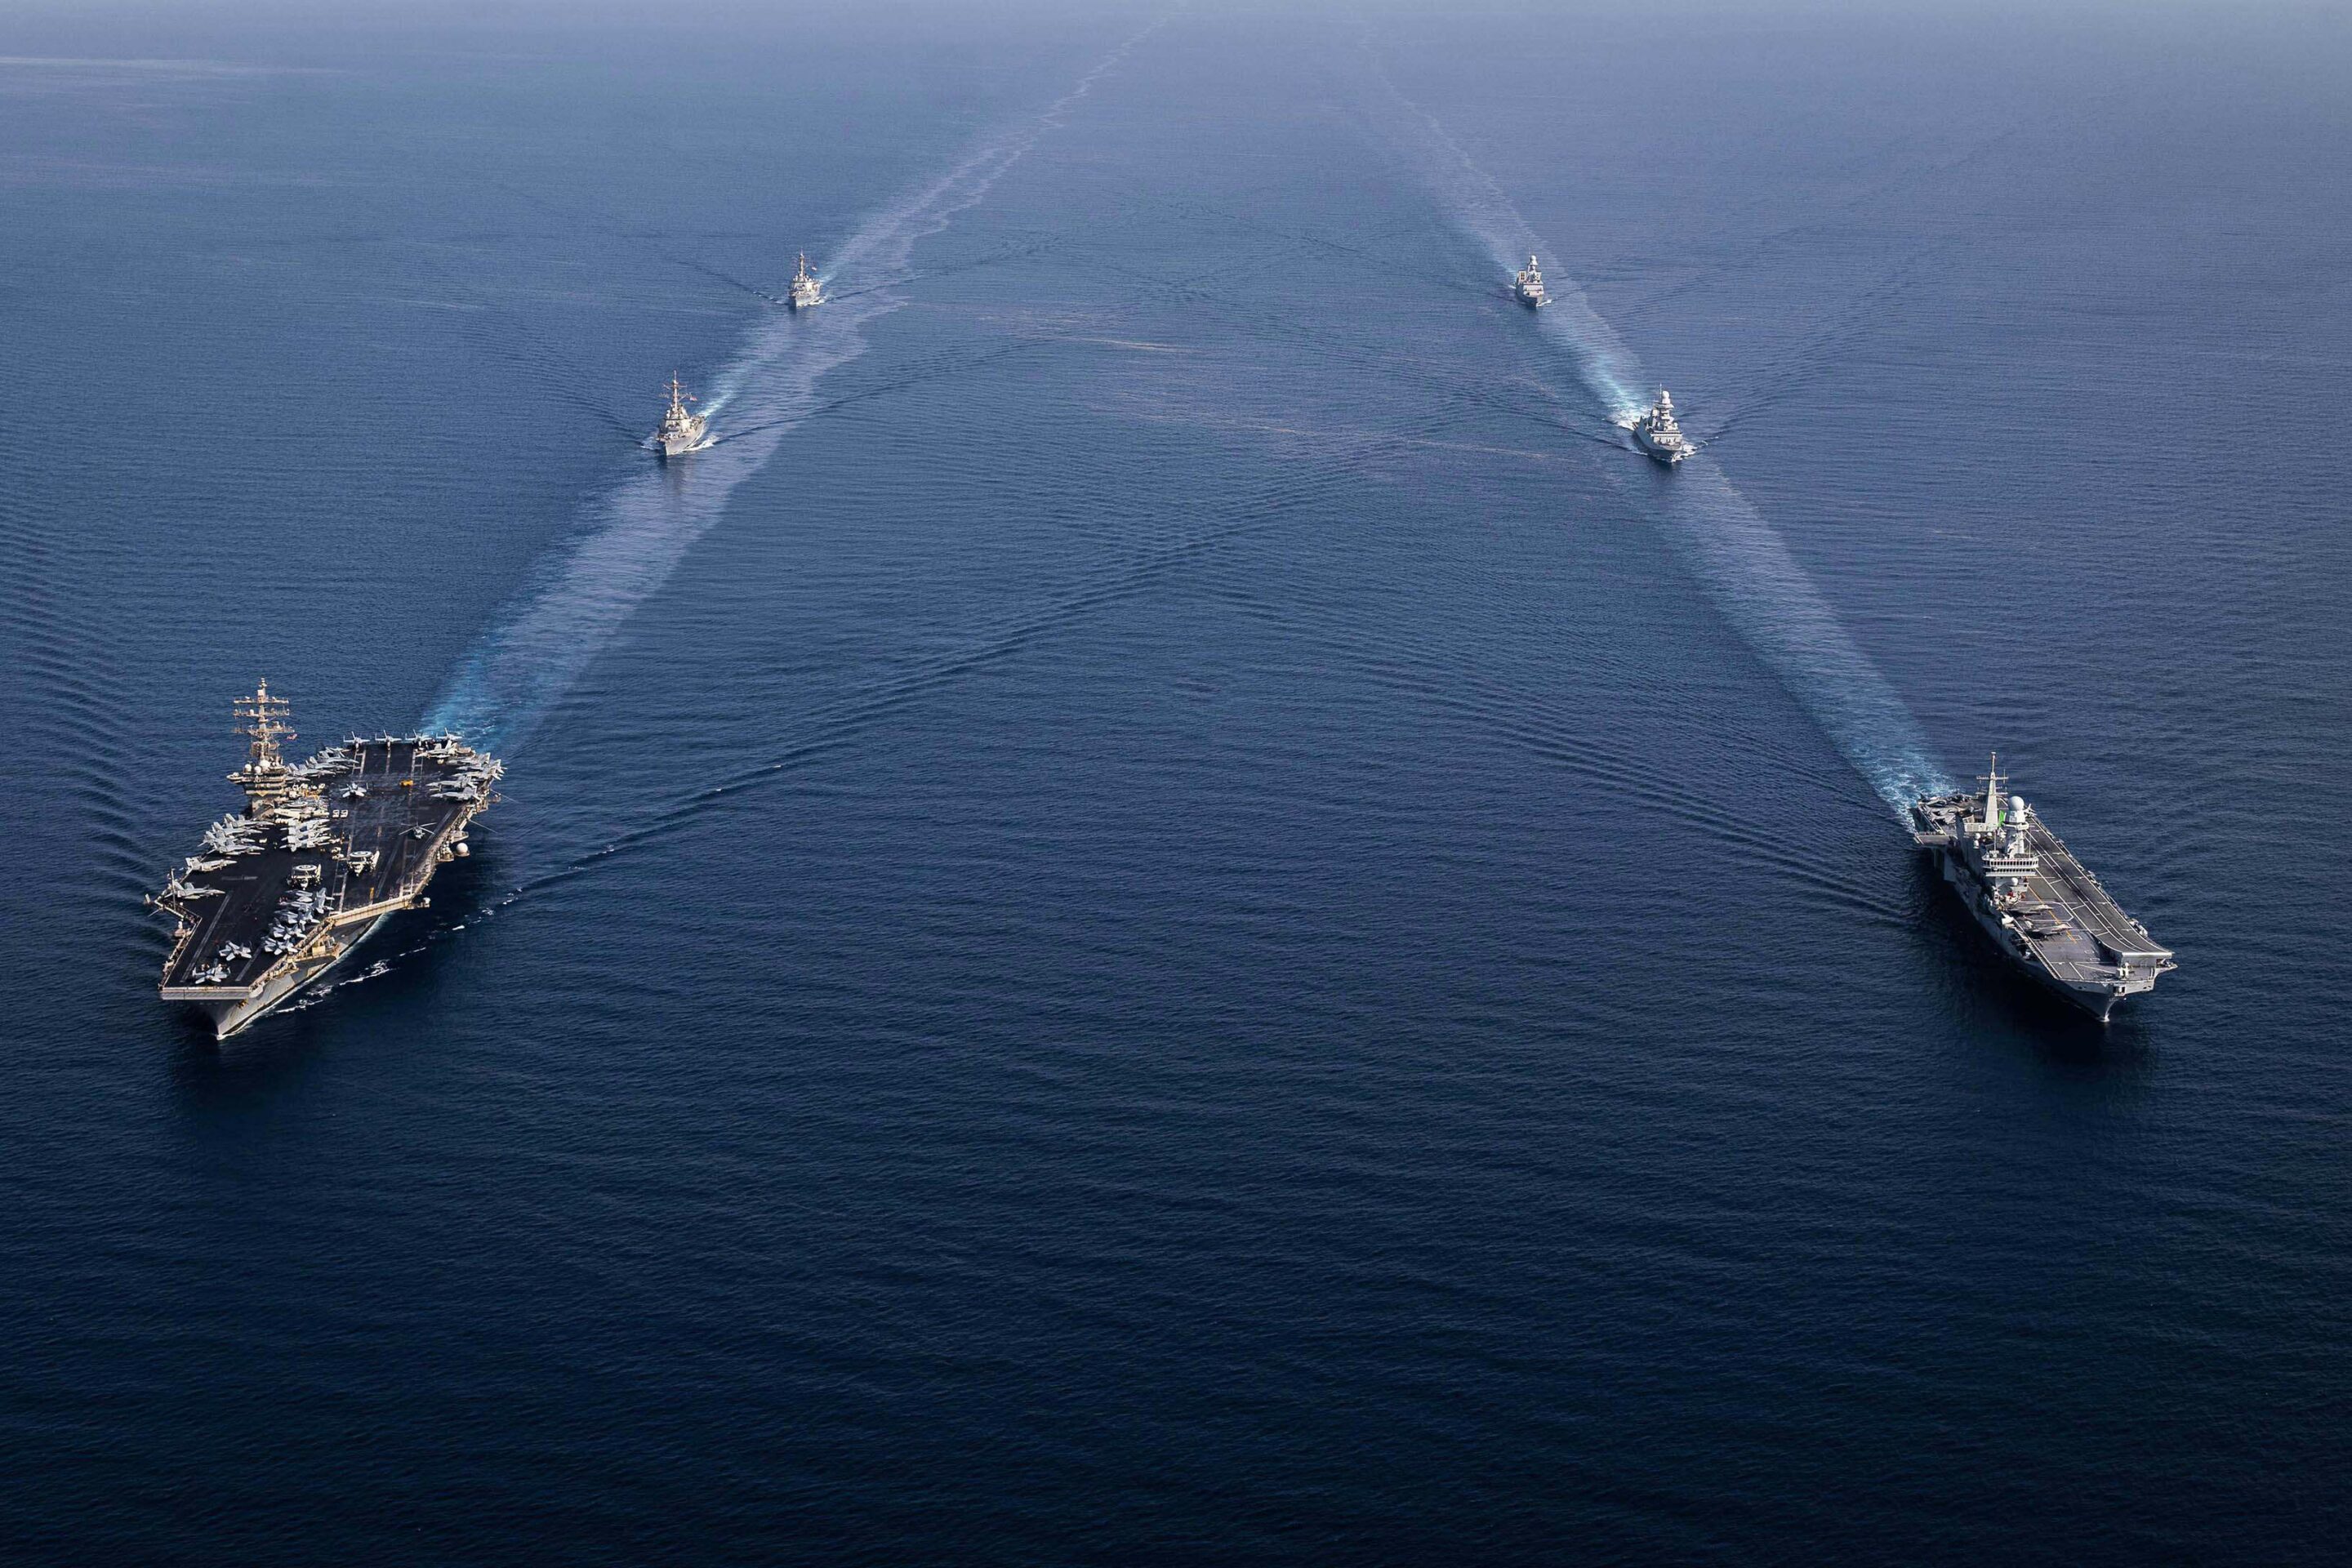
[649,252,823,461]
[150,243,2175,1036]
[1508,252,2169,1017]
[1516,254,1694,466]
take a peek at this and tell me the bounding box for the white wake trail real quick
[424,21,1163,754]
[1361,59,1953,811]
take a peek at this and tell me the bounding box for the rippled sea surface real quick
[4,2,2349,1561]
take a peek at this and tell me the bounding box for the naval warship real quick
[149,684,502,1039]
[1910,757,2173,1021]
[1628,389,1695,465]
[653,374,711,459]
[1514,254,1549,309]
[788,252,824,310]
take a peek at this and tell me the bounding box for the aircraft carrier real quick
[149,683,502,1039]
[1911,757,2172,1021]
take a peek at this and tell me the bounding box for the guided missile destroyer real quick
[1513,254,1549,308]
[1910,757,2172,1021]
[653,374,710,459]
[1628,390,1695,465]
[150,684,502,1039]
[788,252,824,310]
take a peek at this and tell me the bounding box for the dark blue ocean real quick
[4,2,2349,1560]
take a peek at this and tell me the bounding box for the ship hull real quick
[195,911,394,1040]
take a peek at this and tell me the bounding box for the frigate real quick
[653,374,710,459]
[1628,389,1695,465]
[1910,757,2173,1021]
[788,252,824,310]
[1513,254,1549,309]
[149,684,502,1039]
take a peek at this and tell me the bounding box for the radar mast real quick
[229,680,296,800]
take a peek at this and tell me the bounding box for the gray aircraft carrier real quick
[1910,757,2172,1021]
[150,683,502,1039]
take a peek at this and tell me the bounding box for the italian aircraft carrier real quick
[149,683,502,1039]
[1911,757,2172,1021]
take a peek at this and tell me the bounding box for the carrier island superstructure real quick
[149,684,502,1039]
[1910,757,2172,1021]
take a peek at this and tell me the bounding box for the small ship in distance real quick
[653,374,711,459]
[1513,254,1548,308]
[788,252,824,310]
[1628,390,1695,465]
[1910,757,2173,1021]
[150,683,502,1039]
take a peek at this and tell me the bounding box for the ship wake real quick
[422,20,1162,753]
[1359,55,1953,811]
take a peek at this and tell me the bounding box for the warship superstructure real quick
[149,684,502,1039]
[788,252,824,310]
[653,374,710,459]
[1513,254,1549,309]
[1628,390,1695,466]
[1911,757,2172,1021]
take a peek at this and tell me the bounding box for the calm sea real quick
[3,2,2348,1561]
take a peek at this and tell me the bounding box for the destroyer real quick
[787,252,824,310]
[1911,756,2173,1022]
[1628,390,1695,465]
[1513,254,1549,309]
[149,683,502,1039]
[652,374,710,459]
